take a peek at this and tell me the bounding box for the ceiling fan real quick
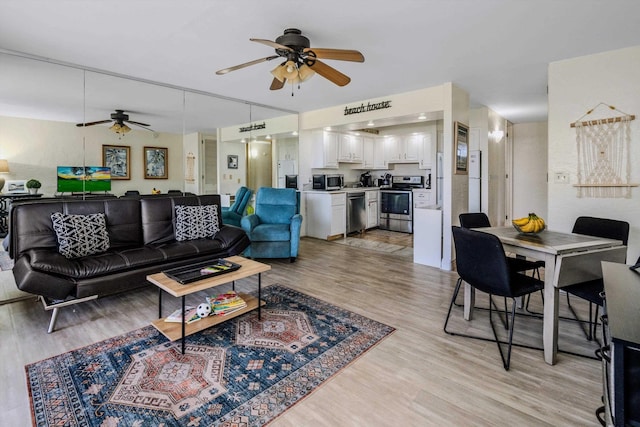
[76,110,152,135]
[216,28,365,90]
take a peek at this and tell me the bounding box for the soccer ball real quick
[196,303,212,318]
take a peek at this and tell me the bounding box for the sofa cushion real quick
[250,223,291,242]
[175,204,220,241]
[51,212,110,258]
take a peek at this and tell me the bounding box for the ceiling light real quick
[418,113,427,120]
[367,120,375,127]
[109,122,131,135]
[271,63,287,82]
[265,135,272,140]
[297,63,315,82]
[292,131,298,136]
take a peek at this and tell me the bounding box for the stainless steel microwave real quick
[312,174,344,191]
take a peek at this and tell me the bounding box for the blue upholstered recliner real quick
[221,186,253,227]
[241,187,302,262]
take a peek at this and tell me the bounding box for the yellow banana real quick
[513,216,530,226]
[518,218,537,233]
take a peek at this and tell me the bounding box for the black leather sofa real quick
[9,195,250,329]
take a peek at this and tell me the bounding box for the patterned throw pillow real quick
[51,212,110,259]
[175,205,220,241]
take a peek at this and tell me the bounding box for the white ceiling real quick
[1,0,640,130]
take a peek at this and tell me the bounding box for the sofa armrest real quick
[241,214,261,233]
[290,214,303,258]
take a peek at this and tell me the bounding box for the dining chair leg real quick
[443,278,463,334]
[566,293,598,342]
[489,296,517,371]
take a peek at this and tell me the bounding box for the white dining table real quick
[464,226,626,365]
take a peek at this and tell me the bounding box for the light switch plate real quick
[554,172,569,184]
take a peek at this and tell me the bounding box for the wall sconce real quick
[0,159,9,192]
[489,130,504,141]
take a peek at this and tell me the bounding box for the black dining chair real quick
[564,216,630,341]
[459,212,545,311]
[445,226,545,370]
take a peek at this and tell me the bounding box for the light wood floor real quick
[0,237,603,426]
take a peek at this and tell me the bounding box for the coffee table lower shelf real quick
[151,293,265,341]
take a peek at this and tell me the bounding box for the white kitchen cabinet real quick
[362,136,387,169]
[305,191,346,240]
[310,130,339,169]
[403,134,422,162]
[419,127,436,169]
[413,188,433,208]
[413,207,442,268]
[366,190,379,229]
[338,133,363,163]
[383,136,402,162]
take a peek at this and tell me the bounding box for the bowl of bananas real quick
[512,213,546,234]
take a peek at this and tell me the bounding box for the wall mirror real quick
[0,50,298,199]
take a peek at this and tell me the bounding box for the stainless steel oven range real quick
[379,175,424,233]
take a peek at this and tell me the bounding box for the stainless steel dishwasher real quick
[346,192,366,234]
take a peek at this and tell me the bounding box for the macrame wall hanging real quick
[570,103,637,198]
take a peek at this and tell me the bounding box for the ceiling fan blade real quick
[304,48,364,62]
[270,77,286,90]
[250,38,294,52]
[126,120,150,127]
[306,59,351,86]
[216,55,279,75]
[125,121,155,132]
[76,119,111,127]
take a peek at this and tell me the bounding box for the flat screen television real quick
[57,166,111,193]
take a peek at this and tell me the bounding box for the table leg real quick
[542,253,559,365]
[463,283,475,320]
[158,288,163,318]
[258,273,262,321]
[181,296,186,355]
[232,280,235,291]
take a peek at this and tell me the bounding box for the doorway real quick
[247,140,272,191]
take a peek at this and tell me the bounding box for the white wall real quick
[548,45,640,262]
[512,122,548,220]
[0,115,183,195]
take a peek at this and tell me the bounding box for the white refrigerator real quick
[468,150,481,212]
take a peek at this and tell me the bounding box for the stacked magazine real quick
[164,306,201,324]
[207,291,247,316]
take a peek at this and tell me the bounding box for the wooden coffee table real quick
[147,256,271,353]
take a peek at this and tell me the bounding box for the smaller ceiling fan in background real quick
[76,110,153,136]
[216,28,365,91]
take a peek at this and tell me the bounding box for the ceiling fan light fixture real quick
[282,60,299,80]
[270,64,287,82]
[297,63,315,82]
[110,122,131,135]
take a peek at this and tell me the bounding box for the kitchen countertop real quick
[303,187,382,194]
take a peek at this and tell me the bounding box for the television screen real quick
[57,166,111,193]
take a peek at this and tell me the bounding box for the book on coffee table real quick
[162,259,242,284]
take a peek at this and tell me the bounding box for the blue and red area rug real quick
[26,285,394,426]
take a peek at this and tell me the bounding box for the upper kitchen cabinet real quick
[362,136,387,170]
[384,134,421,163]
[310,130,339,169]
[338,133,363,163]
[383,127,436,169]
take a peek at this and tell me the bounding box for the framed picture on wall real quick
[102,145,130,180]
[454,121,469,175]
[144,146,168,179]
[227,154,238,169]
